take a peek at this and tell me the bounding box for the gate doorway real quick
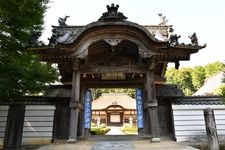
[84,88,141,136]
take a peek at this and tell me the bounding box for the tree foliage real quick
[222,71,225,98]
[213,84,225,96]
[205,61,225,78]
[165,61,225,96]
[191,66,206,89]
[165,67,195,95]
[0,0,58,100]
[91,88,135,100]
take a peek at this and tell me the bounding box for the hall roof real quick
[92,94,136,110]
[193,72,225,96]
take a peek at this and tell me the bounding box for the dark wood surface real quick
[204,108,219,150]
[53,99,70,141]
[4,105,25,149]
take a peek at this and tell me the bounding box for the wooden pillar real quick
[67,60,80,143]
[3,104,25,150]
[77,87,85,138]
[146,62,160,142]
[52,99,70,141]
[204,108,219,150]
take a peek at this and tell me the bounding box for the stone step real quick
[89,135,140,141]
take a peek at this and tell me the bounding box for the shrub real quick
[90,127,110,135]
[121,125,138,135]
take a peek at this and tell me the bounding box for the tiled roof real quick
[92,94,136,110]
[0,96,69,105]
[172,96,224,105]
[156,84,184,97]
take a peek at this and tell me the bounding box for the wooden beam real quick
[79,65,146,73]
[81,80,144,88]
[146,65,158,106]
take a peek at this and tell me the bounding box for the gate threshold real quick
[89,135,147,141]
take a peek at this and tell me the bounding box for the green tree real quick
[175,68,195,95]
[165,68,195,95]
[213,84,225,96]
[164,68,177,84]
[221,71,225,98]
[205,61,225,78]
[204,61,225,97]
[165,61,225,96]
[91,88,135,99]
[0,0,58,100]
[191,66,206,89]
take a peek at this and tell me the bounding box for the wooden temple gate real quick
[30,3,204,143]
[2,3,205,149]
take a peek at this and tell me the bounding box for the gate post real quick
[3,104,25,150]
[68,60,81,143]
[204,108,219,150]
[52,99,70,141]
[146,62,160,142]
[77,87,85,138]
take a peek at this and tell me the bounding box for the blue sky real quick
[41,0,225,67]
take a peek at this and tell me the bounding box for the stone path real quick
[133,140,198,150]
[36,126,198,150]
[37,140,199,150]
[105,126,125,135]
[91,141,133,150]
[37,140,94,150]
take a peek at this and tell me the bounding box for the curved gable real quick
[58,21,168,59]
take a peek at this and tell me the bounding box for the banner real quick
[84,90,92,129]
[136,88,144,128]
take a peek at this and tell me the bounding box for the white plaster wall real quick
[0,106,8,148]
[22,105,55,145]
[172,105,225,142]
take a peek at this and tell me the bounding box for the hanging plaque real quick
[101,72,126,80]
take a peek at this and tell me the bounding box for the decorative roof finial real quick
[168,27,181,46]
[58,16,70,26]
[107,4,119,14]
[158,13,168,26]
[188,32,198,46]
[48,28,58,46]
[99,4,127,21]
